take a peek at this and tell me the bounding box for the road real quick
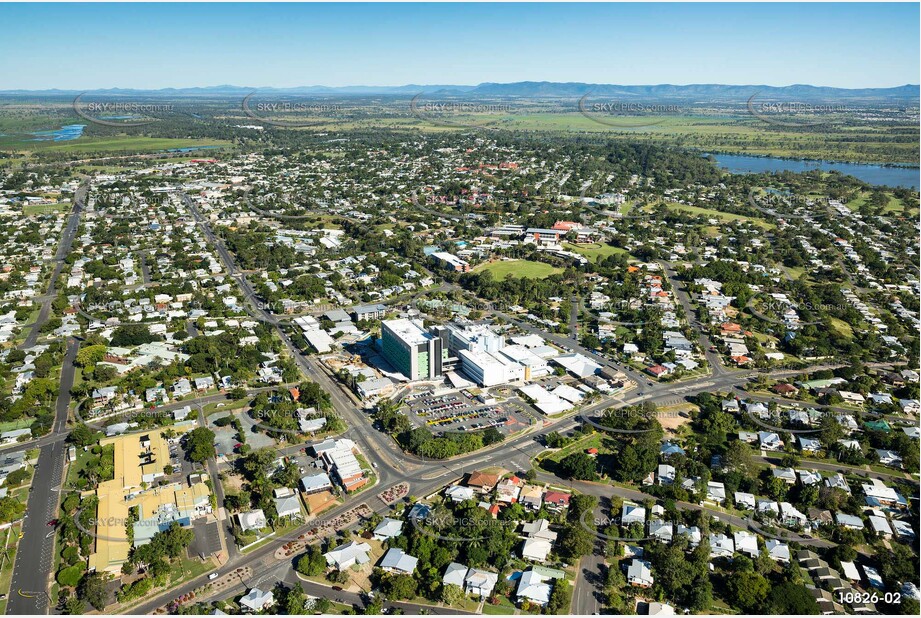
[6,184,85,615]
[18,185,85,350]
[6,339,79,615]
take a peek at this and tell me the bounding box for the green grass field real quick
[563,242,630,262]
[473,259,563,279]
[660,201,775,230]
[23,202,70,216]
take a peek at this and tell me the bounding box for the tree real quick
[441,583,464,606]
[382,574,417,600]
[763,582,820,614]
[62,596,86,615]
[69,423,97,447]
[75,345,107,368]
[184,427,216,463]
[558,452,597,480]
[296,546,326,577]
[79,572,109,610]
[725,571,769,613]
[546,580,573,614]
[556,523,594,560]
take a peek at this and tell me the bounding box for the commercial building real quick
[381,318,447,381]
[87,428,212,574]
[431,251,471,272]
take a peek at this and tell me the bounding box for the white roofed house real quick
[324,541,372,570]
[757,499,779,518]
[733,530,760,558]
[274,494,301,519]
[868,514,892,538]
[627,559,654,588]
[379,548,419,574]
[372,517,404,541]
[464,568,498,598]
[239,588,275,613]
[237,509,267,532]
[779,502,808,528]
[622,503,646,527]
[765,539,791,563]
[706,481,726,504]
[835,513,865,531]
[675,525,701,548]
[797,435,822,454]
[445,484,475,503]
[657,464,676,485]
[874,449,903,468]
[648,520,674,543]
[758,431,784,451]
[734,492,756,510]
[772,467,797,485]
[709,533,735,559]
[516,569,553,606]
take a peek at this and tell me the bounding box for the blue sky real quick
[1,2,917,89]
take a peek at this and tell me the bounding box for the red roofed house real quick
[646,365,670,377]
[543,491,571,512]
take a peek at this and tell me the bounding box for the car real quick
[331,586,344,591]
[208,572,219,580]
[372,462,378,468]
[47,519,58,527]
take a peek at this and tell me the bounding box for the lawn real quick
[562,242,629,263]
[23,202,70,216]
[473,260,563,279]
[828,317,854,340]
[37,136,229,153]
[660,202,774,230]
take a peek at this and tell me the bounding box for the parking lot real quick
[403,389,533,436]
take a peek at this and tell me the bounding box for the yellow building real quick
[87,428,212,574]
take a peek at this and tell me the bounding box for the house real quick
[772,467,797,485]
[466,470,500,493]
[519,484,544,510]
[765,539,791,563]
[648,520,673,543]
[825,473,851,494]
[835,513,865,531]
[797,469,823,486]
[627,559,654,588]
[372,517,404,541]
[759,431,784,451]
[300,472,333,494]
[757,499,779,517]
[868,515,892,537]
[380,548,418,574]
[464,568,498,598]
[706,481,726,504]
[516,569,553,606]
[875,449,902,467]
[622,503,646,526]
[542,490,570,511]
[734,492,756,510]
[521,537,554,563]
[798,436,822,453]
[675,524,701,548]
[239,588,274,613]
[442,562,468,588]
[237,509,267,532]
[496,477,522,503]
[445,484,475,503]
[657,464,676,485]
[779,502,808,527]
[709,533,735,559]
[0,428,31,444]
[324,541,372,570]
[733,531,759,558]
[274,495,301,519]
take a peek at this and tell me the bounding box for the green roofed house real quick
[864,419,891,433]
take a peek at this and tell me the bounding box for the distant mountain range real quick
[2,81,918,100]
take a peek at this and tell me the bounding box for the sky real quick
[0,2,918,90]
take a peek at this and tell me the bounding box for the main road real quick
[7,184,85,615]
